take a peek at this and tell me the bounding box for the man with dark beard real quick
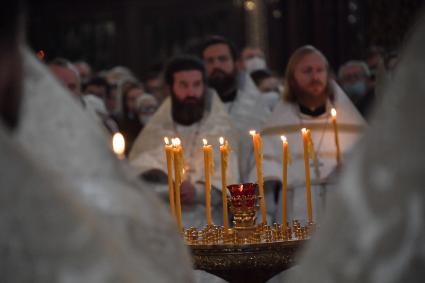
[255,45,366,224]
[129,55,240,229]
[200,36,269,182]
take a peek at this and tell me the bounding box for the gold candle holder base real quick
[182,182,316,281]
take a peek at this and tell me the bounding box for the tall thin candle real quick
[172,138,183,231]
[203,138,213,226]
[164,137,176,218]
[331,108,342,166]
[301,128,313,223]
[280,135,288,236]
[219,137,230,229]
[250,130,267,224]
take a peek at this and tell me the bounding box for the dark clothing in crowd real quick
[114,114,143,156]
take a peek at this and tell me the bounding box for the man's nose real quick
[311,70,319,81]
[211,59,222,70]
[186,86,196,97]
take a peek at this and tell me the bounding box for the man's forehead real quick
[297,52,327,67]
[203,43,232,58]
[173,70,203,81]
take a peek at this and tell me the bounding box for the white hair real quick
[338,60,371,79]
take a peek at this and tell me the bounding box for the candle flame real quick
[219,137,225,145]
[331,108,337,117]
[280,135,287,142]
[239,184,243,192]
[202,138,208,146]
[301,128,308,134]
[36,50,45,60]
[174,138,181,146]
[112,132,125,156]
[249,130,256,136]
[164,137,170,145]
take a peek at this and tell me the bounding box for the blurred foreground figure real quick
[0,2,193,282]
[286,16,425,283]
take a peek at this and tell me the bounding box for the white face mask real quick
[245,57,267,73]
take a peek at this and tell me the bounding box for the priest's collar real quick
[298,103,327,117]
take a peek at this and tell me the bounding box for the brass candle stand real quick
[184,220,314,246]
[184,183,315,282]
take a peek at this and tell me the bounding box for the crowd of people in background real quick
[45,40,395,150]
[43,37,397,227]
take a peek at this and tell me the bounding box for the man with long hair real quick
[257,45,366,224]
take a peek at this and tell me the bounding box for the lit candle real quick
[112,132,125,159]
[203,138,213,226]
[280,135,288,236]
[301,128,313,223]
[164,137,176,218]
[331,108,342,166]
[219,137,230,229]
[172,138,183,231]
[250,130,267,224]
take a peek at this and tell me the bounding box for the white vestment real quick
[255,82,366,223]
[14,49,194,283]
[224,77,270,182]
[287,18,425,283]
[129,90,240,229]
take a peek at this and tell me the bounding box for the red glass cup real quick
[227,183,257,208]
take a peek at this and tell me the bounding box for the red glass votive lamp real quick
[227,183,257,208]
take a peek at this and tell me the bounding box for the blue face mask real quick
[343,81,367,98]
